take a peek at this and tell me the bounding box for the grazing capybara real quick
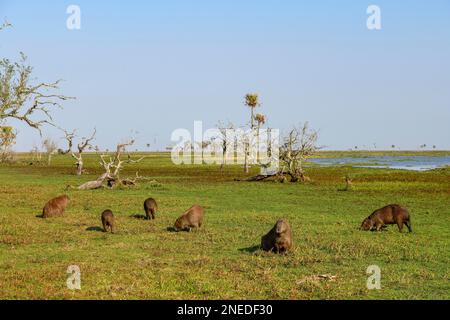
[261,219,293,253]
[101,209,115,233]
[360,204,412,232]
[143,198,158,220]
[173,205,204,231]
[42,195,70,218]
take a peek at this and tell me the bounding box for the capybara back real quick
[360,204,411,232]
[261,219,293,253]
[42,195,70,218]
[144,198,158,220]
[174,205,204,231]
[101,209,115,233]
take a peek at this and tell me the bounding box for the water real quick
[309,155,450,171]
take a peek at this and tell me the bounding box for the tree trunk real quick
[76,160,83,176]
[72,153,84,176]
[244,153,249,173]
[77,179,103,190]
[77,173,109,190]
[244,139,250,173]
[220,147,226,172]
[237,174,274,181]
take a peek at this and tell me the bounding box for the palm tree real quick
[255,113,266,164]
[255,113,266,127]
[243,93,260,173]
[244,93,259,129]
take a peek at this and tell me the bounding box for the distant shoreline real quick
[9,150,450,157]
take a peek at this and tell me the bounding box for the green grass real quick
[0,152,449,299]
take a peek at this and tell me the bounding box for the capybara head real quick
[275,219,289,235]
[174,217,184,231]
[55,194,70,204]
[55,195,70,207]
[360,218,373,231]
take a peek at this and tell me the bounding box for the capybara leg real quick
[110,224,115,234]
[397,221,404,232]
[150,209,155,220]
[375,223,383,231]
[102,221,108,232]
[274,244,282,253]
[404,221,412,233]
[145,211,151,220]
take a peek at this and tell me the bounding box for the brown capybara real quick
[173,205,204,231]
[261,219,293,253]
[144,198,158,220]
[360,204,412,232]
[42,195,70,218]
[101,209,115,233]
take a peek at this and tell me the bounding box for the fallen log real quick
[235,174,275,182]
[77,173,110,190]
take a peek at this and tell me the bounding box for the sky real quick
[1,0,449,151]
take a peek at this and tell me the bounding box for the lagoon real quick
[309,155,450,171]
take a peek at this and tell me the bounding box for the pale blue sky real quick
[1,0,449,151]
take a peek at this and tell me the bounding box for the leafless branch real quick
[76,139,148,190]
[279,122,320,182]
[60,127,96,175]
[1,49,75,134]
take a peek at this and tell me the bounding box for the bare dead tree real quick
[279,122,319,182]
[100,140,147,187]
[1,24,74,134]
[62,128,96,175]
[30,143,42,162]
[75,139,146,190]
[236,123,319,183]
[215,121,235,171]
[42,138,58,166]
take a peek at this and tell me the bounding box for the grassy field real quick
[0,152,449,300]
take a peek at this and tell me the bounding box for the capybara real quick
[173,205,204,231]
[360,204,412,232]
[101,209,115,233]
[261,219,293,253]
[144,198,158,220]
[42,195,70,218]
